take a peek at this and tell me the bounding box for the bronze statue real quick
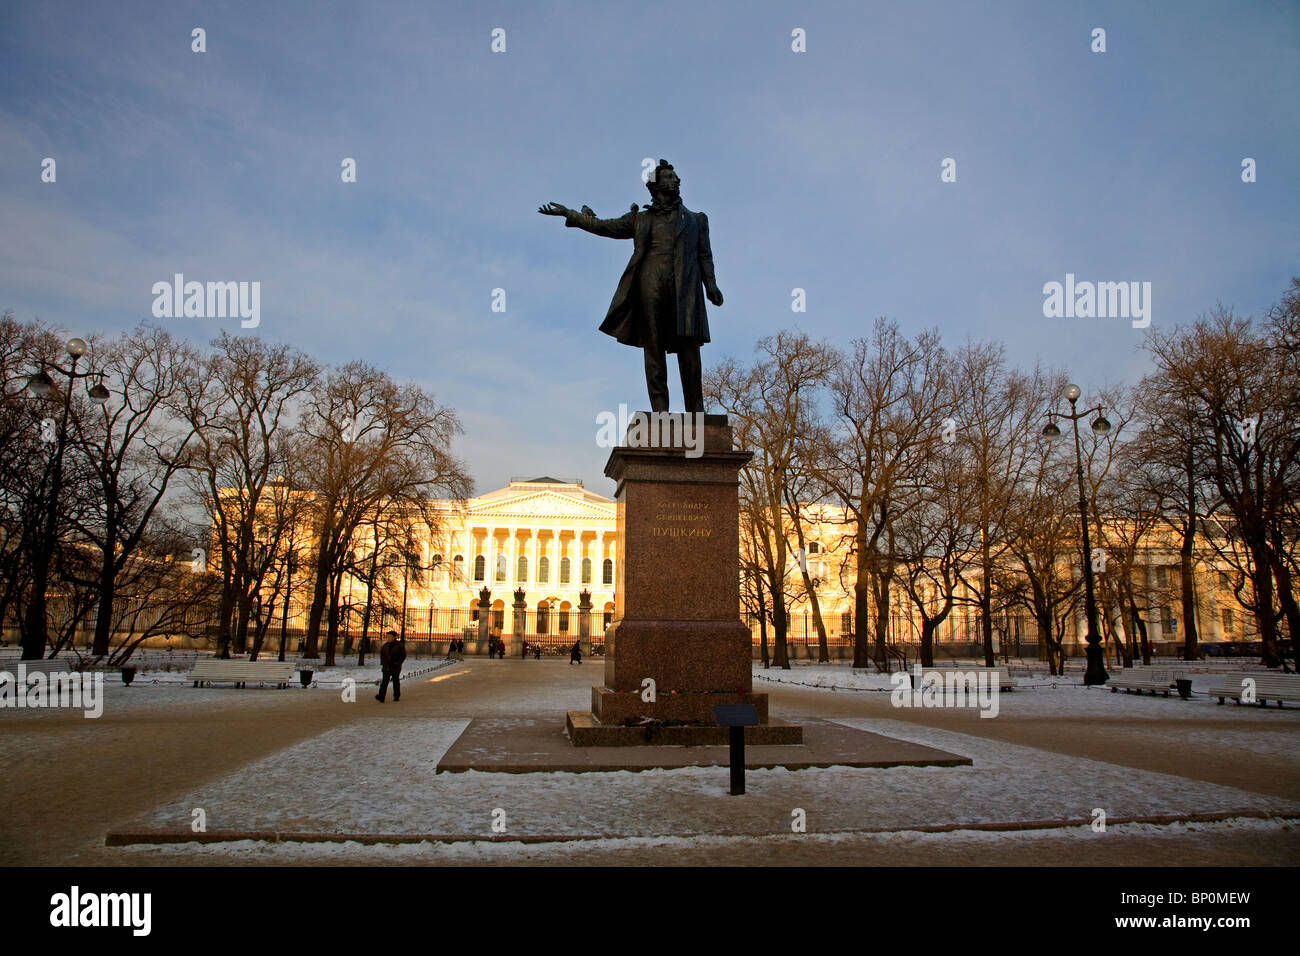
[539,159,722,413]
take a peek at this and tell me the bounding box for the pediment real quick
[466,489,614,521]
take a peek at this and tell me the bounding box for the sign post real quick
[713,704,759,795]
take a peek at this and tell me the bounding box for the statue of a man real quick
[539,159,723,413]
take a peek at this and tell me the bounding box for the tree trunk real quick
[852,570,871,669]
[90,546,116,658]
[303,542,331,659]
[1179,529,1199,661]
[1248,536,1281,667]
[770,572,789,669]
[919,618,937,667]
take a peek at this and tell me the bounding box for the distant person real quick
[521,641,529,659]
[570,640,582,665]
[376,631,406,703]
[533,644,541,660]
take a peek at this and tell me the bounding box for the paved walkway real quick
[1,659,1296,865]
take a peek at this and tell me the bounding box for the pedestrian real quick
[533,644,541,660]
[521,640,528,659]
[376,630,406,702]
[570,640,582,665]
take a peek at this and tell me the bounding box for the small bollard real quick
[713,704,759,795]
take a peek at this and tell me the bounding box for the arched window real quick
[453,554,464,581]
[517,556,528,582]
[602,558,613,585]
[473,555,485,581]
[495,554,507,582]
[840,611,852,636]
[581,557,592,585]
[537,603,550,634]
[560,557,571,585]
[559,607,571,633]
[538,556,550,583]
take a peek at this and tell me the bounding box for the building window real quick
[1154,566,1167,587]
[602,558,613,586]
[1221,607,1235,635]
[809,542,820,554]
[495,554,507,582]
[581,557,592,585]
[560,557,571,585]
[538,556,550,583]
[473,555,485,581]
[517,556,528,582]
[559,609,570,632]
[603,610,613,630]
[537,604,550,634]
[453,554,464,581]
[840,612,852,636]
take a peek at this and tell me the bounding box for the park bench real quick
[0,658,73,681]
[187,659,295,689]
[1207,672,1300,707]
[1108,668,1176,696]
[916,666,1018,693]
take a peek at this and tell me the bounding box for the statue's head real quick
[645,159,680,200]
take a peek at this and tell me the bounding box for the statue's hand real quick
[580,205,596,218]
[706,285,724,307]
[538,202,570,217]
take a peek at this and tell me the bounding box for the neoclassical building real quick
[256,476,1272,659]
[369,477,619,647]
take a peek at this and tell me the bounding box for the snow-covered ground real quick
[111,814,1297,865]
[753,662,1300,722]
[120,712,1299,842]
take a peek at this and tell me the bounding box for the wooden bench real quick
[1108,668,1176,695]
[1207,672,1300,707]
[0,658,74,679]
[917,666,1018,693]
[187,659,295,689]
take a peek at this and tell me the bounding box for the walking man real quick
[376,630,406,703]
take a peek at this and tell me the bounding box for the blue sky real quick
[2,0,1297,496]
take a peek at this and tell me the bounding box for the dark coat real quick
[565,205,716,351]
[380,639,406,673]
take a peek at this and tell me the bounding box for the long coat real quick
[565,205,716,351]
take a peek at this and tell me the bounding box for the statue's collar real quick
[644,195,683,215]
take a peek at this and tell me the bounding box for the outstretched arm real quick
[538,201,635,240]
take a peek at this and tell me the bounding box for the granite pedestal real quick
[567,413,801,746]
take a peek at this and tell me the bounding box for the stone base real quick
[433,716,966,771]
[567,710,802,747]
[591,686,769,725]
[603,619,753,692]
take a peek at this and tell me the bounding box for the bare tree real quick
[819,320,951,671]
[180,332,319,658]
[298,361,470,665]
[706,330,837,669]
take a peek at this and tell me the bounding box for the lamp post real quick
[22,338,110,660]
[1042,383,1110,685]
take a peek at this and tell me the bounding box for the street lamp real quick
[21,337,111,660]
[1041,382,1111,685]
